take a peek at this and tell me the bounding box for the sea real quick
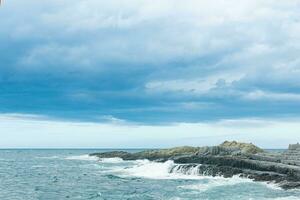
[0,149,300,200]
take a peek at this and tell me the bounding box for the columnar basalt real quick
[90,141,300,189]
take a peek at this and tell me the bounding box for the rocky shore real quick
[90,141,300,190]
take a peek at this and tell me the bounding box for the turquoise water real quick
[0,150,300,200]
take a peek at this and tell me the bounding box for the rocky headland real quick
[90,141,300,190]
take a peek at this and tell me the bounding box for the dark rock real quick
[91,146,200,161]
[90,141,300,190]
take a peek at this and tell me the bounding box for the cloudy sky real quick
[1,0,300,148]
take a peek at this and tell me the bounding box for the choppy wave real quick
[179,176,252,192]
[38,154,299,197]
[61,156,299,195]
[30,165,45,169]
[36,156,61,159]
[2,150,300,200]
[263,197,300,200]
[65,155,127,164]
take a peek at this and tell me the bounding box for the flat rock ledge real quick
[90,141,300,190]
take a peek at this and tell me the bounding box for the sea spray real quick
[169,164,201,176]
[109,159,223,179]
[65,154,99,161]
[98,157,124,163]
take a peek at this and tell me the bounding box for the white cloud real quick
[146,74,244,94]
[4,0,299,69]
[19,44,93,69]
[2,0,300,102]
[1,0,300,128]
[0,113,299,149]
[243,90,300,101]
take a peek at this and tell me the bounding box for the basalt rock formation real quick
[90,141,300,190]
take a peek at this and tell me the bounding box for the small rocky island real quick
[90,141,300,190]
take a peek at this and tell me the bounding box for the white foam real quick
[179,175,252,192]
[36,156,61,159]
[31,165,45,168]
[171,164,202,176]
[259,181,283,191]
[89,158,299,199]
[98,157,124,163]
[265,197,300,200]
[115,160,177,179]
[65,154,99,161]
[111,160,211,179]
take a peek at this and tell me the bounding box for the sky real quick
[1,0,300,148]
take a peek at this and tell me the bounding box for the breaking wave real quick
[98,157,124,163]
[108,159,245,181]
[61,156,299,196]
[65,154,99,161]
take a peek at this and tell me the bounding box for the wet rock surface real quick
[90,141,300,189]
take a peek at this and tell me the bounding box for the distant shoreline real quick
[0,148,288,150]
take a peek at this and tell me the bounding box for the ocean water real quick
[0,150,300,200]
